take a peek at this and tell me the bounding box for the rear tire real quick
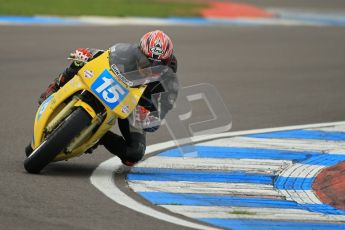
[24,108,91,174]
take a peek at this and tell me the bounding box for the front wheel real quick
[24,108,91,174]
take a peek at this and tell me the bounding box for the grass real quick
[0,0,207,17]
[228,210,257,215]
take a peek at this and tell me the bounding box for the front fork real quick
[44,97,79,134]
[27,96,80,156]
[65,111,106,153]
[43,91,107,154]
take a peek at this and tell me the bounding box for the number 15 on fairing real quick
[91,69,128,109]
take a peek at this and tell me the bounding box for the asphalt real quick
[1,22,345,230]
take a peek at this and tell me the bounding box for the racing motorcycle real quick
[24,46,166,173]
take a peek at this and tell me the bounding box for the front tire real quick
[24,108,91,174]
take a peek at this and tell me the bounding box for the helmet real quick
[139,30,173,61]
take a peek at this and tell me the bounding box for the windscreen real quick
[109,44,170,87]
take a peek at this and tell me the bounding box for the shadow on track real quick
[34,162,98,177]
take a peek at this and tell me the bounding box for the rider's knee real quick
[124,142,145,164]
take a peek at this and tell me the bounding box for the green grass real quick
[0,0,207,17]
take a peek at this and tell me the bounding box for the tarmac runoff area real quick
[92,122,345,230]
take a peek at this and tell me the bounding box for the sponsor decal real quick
[150,46,163,55]
[91,69,128,110]
[84,69,93,78]
[121,105,130,114]
[37,95,53,121]
[111,64,134,87]
[151,39,163,55]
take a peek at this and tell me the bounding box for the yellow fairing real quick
[33,51,146,161]
[74,100,97,118]
[78,51,146,118]
[33,76,90,148]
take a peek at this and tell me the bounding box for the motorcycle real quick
[24,45,167,174]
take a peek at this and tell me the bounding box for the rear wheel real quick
[24,108,91,174]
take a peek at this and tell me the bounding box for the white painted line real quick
[90,121,345,229]
[199,137,345,154]
[189,121,345,143]
[128,180,324,204]
[160,205,345,222]
[135,156,291,174]
[90,156,221,230]
[0,16,329,27]
[311,125,345,133]
[279,164,325,178]
[128,180,283,197]
[278,163,325,204]
[77,16,176,26]
[280,190,322,204]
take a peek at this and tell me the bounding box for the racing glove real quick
[133,105,161,132]
[68,48,93,67]
[136,105,151,121]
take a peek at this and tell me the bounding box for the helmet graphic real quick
[139,30,173,61]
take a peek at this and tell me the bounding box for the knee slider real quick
[124,142,146,163]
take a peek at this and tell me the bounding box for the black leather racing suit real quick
[39,44,178,166]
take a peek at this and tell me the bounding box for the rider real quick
[36,30,178,166]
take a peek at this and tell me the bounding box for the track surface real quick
[2,5,345,230]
